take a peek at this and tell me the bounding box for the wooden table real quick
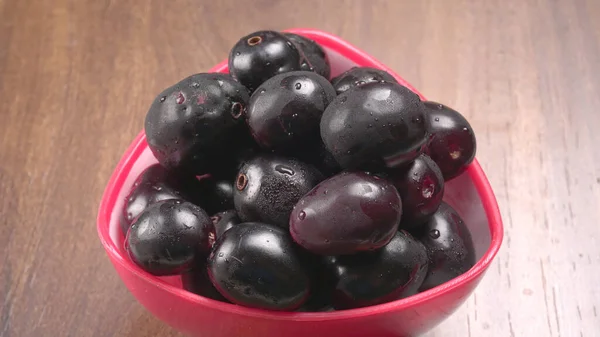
[2,0,599,336]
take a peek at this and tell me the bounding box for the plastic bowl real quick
[97,28,503,337]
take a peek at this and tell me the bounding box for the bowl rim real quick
[97,28,504,322]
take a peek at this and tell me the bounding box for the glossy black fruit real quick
[229,30,303,92]
[320,81,428,170]
[424,101,476,180]
[234,155,324,228]
[207,222,311,311]
[182,266,229,302]
[290,171,401,255]
[416,202,476,291]
[125,200,215,276]
[331,66,398,95]
[211,210,240,238]
[120,164,189,233]
[145,73,250,175]
[389,154,444,230]
[194,178,235,215]
[247,71,336,153]
[284,33,331,79]
[325,231,428,310]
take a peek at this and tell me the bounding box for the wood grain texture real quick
[1,0,599,336]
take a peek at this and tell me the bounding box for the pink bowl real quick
[97,28,503,337]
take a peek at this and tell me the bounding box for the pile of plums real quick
[121,30,477,312]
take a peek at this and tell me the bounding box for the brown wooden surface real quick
[1,0,599,336]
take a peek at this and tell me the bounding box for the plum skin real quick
[211,210,241,239]
[320,81,429,171]
[424,101,477,180]
[247,71,336,153]
[144,73,250,175]
[325,230,429,310]
[229,30,303,92]
[120,164,189,234]
[193,178,235,215]
[233,154,324,228]
[389,154,445,230]
[290,171,402,255]
[416,202,476,291]
[284,32,331,79]
[125,199,215,276]
[295,142,342,177]
[207,222,311,311]
[182,266,229,302]
[331,66,398,95]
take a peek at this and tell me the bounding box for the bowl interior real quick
[99,28,501,316]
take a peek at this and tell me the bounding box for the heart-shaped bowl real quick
[97,28,503,337]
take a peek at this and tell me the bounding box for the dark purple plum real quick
[284,33,331,79]
[210,210,240,238]
[416,202,476,291]
[290,172,401,255]
[193,178,235,215]
[325,231,428,310]
[182,266,229,302]
[207,222,311,311]
[389,154,445,230]
[229,30,303,92]
[247,71,336,153]
[145,73,250,175]
[331,66,398,95]
[234,155,324,228]
[125,200,215,276]
[320,81,429,171]
[120,164,190,234]
[424,101,476,180]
